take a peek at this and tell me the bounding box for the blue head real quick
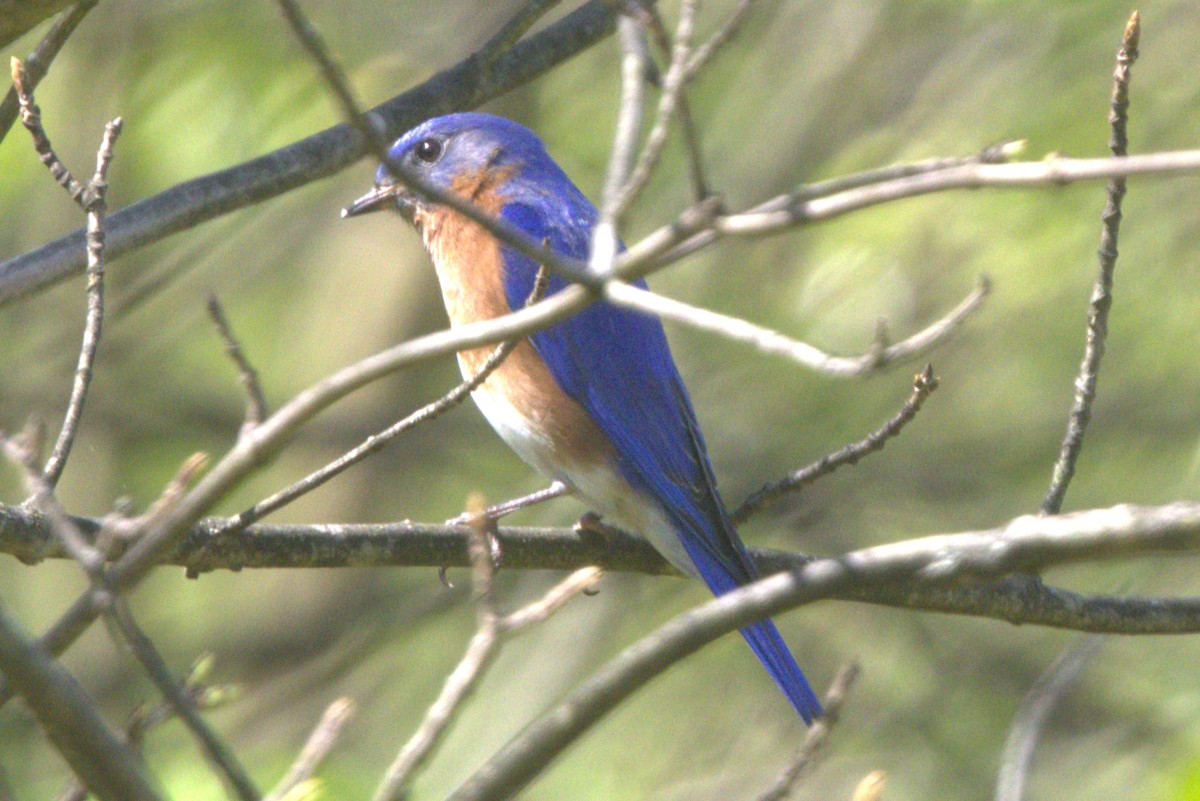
[342,113,592,226]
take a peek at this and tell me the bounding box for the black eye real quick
[414,137,443,164]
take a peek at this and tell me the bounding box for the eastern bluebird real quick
[343,113,822,723]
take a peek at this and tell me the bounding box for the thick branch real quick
[4,501,1200,635]
[0,601,164,801]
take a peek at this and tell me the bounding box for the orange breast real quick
[415,172,611,474]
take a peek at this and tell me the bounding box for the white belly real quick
[469,374,697,577]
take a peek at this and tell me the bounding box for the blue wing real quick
[498,198,823,723]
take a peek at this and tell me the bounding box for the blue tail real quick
[739,618,823,724]
[678,531,823,724]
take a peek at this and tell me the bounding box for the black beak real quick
[341,183,408,219]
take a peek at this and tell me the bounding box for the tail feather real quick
[676,528,823,723]
[739,618,823,724]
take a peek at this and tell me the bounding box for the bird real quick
[343,112,822,723]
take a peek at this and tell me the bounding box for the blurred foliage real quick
[2,1,1200,800]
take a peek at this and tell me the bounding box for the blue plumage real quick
[346,112,822,724]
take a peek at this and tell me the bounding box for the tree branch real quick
[5,500,1200,631]
[0,1,97,145]
[0,600,164,801]
[0,0,631,306]
[1042,11,1139,514]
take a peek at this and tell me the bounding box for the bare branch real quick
[755,662,859,801]
[603,277,986,376]
[7,501,1200,597]
[0,599,164,801]
[264,698,356,801]
[107,600,261,801]
[372,500,599,801]
[500,567,602,631]
[0,1,97,145]
[630,2,710,201]
[206,295,269,434]
[601,12,649,217]
[450,480,572,526]
[10,62,122,489]
[612,0,699,218]
[733,365,939,523]
[9,57,87,203]
[684,0,754,79]
[715,149,1200,236]
[42,116,122,489]
[1042,10,1139,515]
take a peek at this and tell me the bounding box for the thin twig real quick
[601,11,649,216]
[994,637,1103,801]
[57,657,238,801]
[449,479,572,525]
[787,141,1025,206]
[42,116,122,490]
[613,0,699,218]
[264,698,356,801]
[206,295,269,434]
[0,1,98,146]
[715,147,1200,237]
[1042,11,1139,515]
[755,662,859,801]
[2,431,103,574]
[604,278,986,377]
[633,3,710,201]
[373,499,599,801]
[382,499,502,801]
[274,0,378,140]
[672,87,710,202]
[733,365,939,522]
[11,58,122,490]
[9,58,88,204]
[588,11,649,277]
[499,567,602,630]
[221,265,549,535]
[107,600,261,801]
[685,0,754,79]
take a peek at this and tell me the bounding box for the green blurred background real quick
[3,1,1200,799]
